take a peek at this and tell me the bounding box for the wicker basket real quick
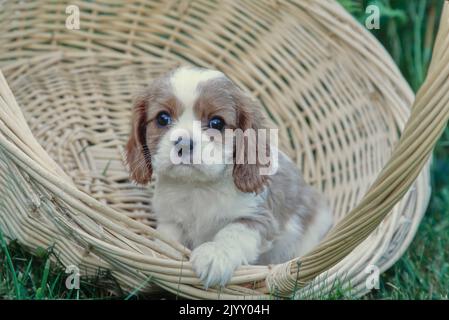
[0,0,448,299]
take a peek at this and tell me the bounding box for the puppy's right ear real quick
[125,94,153,184]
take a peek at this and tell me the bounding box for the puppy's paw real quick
[190,242,241,288]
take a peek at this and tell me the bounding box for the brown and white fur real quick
[125,66,332,288]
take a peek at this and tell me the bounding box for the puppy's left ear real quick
[125,93,153,184]
[232,89,270,194]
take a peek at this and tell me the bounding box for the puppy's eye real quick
[156,111,172,127]
[208,116,225,130]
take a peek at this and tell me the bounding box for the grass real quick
[1,0,448,300]
[0,233,118,299]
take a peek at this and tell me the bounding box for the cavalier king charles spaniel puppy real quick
[126,66,332,288]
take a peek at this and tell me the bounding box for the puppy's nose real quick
[174,136,194,151]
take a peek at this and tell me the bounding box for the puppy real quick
[125,66,332,288]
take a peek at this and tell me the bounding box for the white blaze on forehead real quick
[170,66,224,109]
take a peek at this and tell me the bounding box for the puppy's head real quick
[125,66,269,193]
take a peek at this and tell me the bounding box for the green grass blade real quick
[0,230,22,299]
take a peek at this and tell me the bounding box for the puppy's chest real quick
[153,181,261,246]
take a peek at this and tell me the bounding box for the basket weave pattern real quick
[1,0,448,299]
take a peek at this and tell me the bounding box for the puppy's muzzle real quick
[174,136,194,157]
